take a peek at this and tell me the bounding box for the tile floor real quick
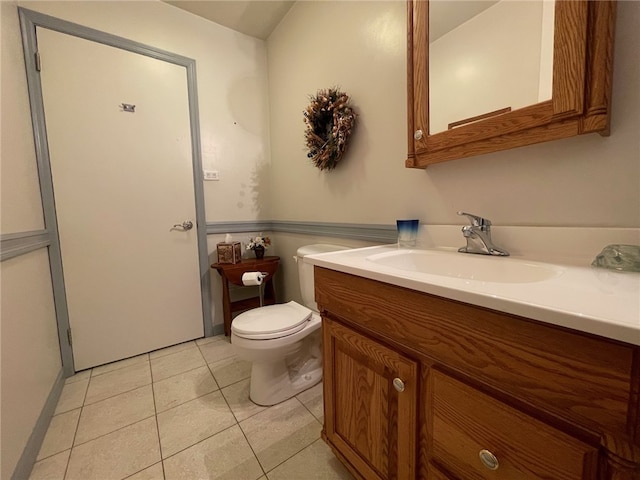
[30,336,354,480]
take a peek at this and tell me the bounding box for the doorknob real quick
[171,220,193,231]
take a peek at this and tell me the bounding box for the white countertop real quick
[306,245,640,346]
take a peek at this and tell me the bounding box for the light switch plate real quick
[203,170,219,181]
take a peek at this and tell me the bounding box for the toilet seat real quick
[232,301,313,340]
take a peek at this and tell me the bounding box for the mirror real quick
[428,0,556,134]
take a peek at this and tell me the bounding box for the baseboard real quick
[11,369,65,480]
[212,323,226,336]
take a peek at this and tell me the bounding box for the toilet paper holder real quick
[242,271,269,306]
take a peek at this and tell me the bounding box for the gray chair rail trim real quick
[11,369,64,480]
[1,230,51,261]
[207,220,397,243]
[1,221,395,262]
[206,221,274,235]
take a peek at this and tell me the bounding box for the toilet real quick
[231,244,348,406]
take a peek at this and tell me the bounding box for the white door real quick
[38,27,204,370]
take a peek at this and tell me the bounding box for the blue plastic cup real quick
[396,219,419,247]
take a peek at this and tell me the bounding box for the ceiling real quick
[164,1,498,42]
[164,1,294,39]
[430,1,499,41]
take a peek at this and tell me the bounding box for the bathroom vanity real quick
[309,246,640,480]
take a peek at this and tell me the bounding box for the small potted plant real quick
[246,234,271,259]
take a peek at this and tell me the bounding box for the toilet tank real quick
[296,244,349,312]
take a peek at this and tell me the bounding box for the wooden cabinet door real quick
[322,316,419,480]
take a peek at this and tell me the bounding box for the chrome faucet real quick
[457,211,509,256]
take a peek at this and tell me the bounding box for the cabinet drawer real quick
[430,371,599,480]
[427,462,460,480]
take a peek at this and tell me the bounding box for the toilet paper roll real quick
[242,271,265,286]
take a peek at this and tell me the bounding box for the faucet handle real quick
[457,211,492,227]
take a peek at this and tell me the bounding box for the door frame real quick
[19,8,213,377]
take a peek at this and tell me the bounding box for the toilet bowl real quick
[231,244,348,406]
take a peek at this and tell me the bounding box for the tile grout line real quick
[66,365,157,450]
[150,347,195,360]
[62,366,92,480]
[72,413,158,449]
[82,382,152,408]
[150,364,168,480]
[206,370,266,424]
[84,354,223,408]
[154,343,236,465]
[226,403,267,478]
[154,384,221,415]
[160,423,239,463]
[149,339,209,360]
[84,363,152,407]
[203,361,222,394]
[150,342,228,384]
[89,354,149,379]
[297,389,325,425]
[121,461,164,480]
[297,393,316,420]
[259,397,323,476]
[152,362,209,385]
[266,437,327,477]
[49,340,224,479]
[198,339,268,478]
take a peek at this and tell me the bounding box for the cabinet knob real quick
[392,378,405,392]
[414,129,423,140]
[479,449,499,470]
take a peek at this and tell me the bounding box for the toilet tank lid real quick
[232,301,312,336]
[296,244,348,257]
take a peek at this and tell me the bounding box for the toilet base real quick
[249,357,322,406]
[249,364,322,407]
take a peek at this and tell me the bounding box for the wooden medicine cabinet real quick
[406,0,616,168]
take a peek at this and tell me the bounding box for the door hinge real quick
[67,327,73,346]
[35,51,41,72]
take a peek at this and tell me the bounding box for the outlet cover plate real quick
[204,170,219,181]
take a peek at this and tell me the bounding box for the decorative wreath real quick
[303,88,357,171]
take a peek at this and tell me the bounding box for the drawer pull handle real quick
[392,378,405,392]
[479,449,499,470]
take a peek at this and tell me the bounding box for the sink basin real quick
[366,249,563,283]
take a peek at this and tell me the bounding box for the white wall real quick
[267,0,640,229]
[429,0,545,133]
[0,251,61,480]
[1,2,45,234]
[538,0,555,101]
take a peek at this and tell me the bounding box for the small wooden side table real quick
[211,256,280,336]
